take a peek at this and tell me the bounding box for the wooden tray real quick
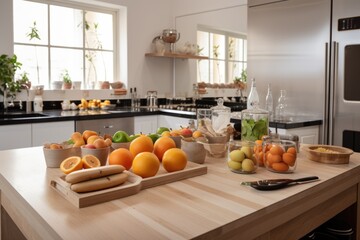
[50,171,142,208]
[50,161,207,208]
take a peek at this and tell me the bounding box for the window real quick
[197,26,247,84]
[13,0,117,89]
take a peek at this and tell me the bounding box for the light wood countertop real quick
[0,146,359,239]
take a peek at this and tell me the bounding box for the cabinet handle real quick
[103,125,114,129]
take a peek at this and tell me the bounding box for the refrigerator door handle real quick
[323,42,330,144]
[329,41,339,145]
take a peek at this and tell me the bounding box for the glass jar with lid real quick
[241,108,269,142]
[227,140,257,174]
[211,98,231,133]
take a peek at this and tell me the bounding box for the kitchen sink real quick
[0,112,50,119]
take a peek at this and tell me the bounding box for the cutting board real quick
[50,161,207,208]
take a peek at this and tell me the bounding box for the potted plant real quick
[61,69,72,89]
[233,69,247,90]
[17,72,31,89]
[0,54,22,109]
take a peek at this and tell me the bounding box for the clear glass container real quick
[275,89,288,121]
[265,83,274,119]
[211,98,231,133]
[247,78,259,110]
[263,139,297,173]
[227,140,257,174]
[241,108,269,142]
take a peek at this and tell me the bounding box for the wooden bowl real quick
[303,145,353,164]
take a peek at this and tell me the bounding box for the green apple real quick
[112,131,130,143]
[148,133,160,143]
[156,127,170,135]
[229,150,246,162]
[129,134,141,141]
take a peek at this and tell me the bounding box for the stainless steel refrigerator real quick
[248,0,360,151]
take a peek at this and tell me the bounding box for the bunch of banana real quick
[78,98,88,110]
[197,119,220,137]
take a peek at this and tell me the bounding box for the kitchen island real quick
[0,146,359,239]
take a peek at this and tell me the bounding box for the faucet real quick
[21,84,31,113]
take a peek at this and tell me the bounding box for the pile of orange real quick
[107,135,188,178]
[264,144,297,172]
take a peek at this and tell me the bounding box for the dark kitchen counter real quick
[0,108,321,129]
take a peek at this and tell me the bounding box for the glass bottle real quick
[275,89,287,121]
[265,83,274,119]
[247,78,259,110]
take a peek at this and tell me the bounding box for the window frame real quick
[13,0,119,89]
[197,25,247,84]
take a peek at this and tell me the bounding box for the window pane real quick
[210,60,225,84]
[244,40,248,61]
[85,50,113,85]
[210,33,225,60]
[50,6,83,47]
[85,11,113,50]
[229,37,244,61]
[14,45,49,87]
[51,48,83,84]
[228,61,243,82]
[197,31,209,56]
[13,0,48,44]
[197,59,209,83]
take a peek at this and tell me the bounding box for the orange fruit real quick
[282,152,296,167]
[153,136,176,161]
[71,132,83,141]
[60,156,83,174]
[266,153,282,167]
[269,145,284,156]
[192,130,203,138]
[287,147,297,155]
[82,130,98,142]
[87,135,101,144]
[162,148,187,172]
[93,138,108,149]
[104,138,112,147]
[132,152,160,178]
[271,162,289,172]
[129,135,154,157]
[108,148,134,170]
[82,155,101,169]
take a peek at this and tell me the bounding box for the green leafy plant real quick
[26,21,41,84]
[0,54,22,99]
[61,69,72,84]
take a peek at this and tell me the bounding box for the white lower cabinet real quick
[134,116,158,134]
[157,115,194,130]
[0,124,32,150]
[269,125,320,144]
[32,121,75,147]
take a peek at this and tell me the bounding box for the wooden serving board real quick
[49,161,207,208]
[50,171,142,208]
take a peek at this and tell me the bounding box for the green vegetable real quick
[241,118,268,141]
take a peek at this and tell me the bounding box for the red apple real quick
[84,144,96,149]
[180,128,193,137]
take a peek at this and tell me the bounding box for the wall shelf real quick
[145,52,208,60]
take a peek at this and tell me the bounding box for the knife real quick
[241,176,320,191]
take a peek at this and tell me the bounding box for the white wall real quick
[0,0,247,102]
